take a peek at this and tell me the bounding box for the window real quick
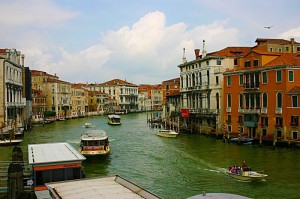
[239,94,243,108]
[277,92,282,108]
[261,117,268,126]
[292,96,298,107]
[253,60,259,67]
[278,48,282,52]
[286,47,289,52]
[227,115,231,122]
[239,74,243,85]
[262,128,267,136]
[277,130,282,138]
[238,115,243,123]
[262,93,268,108]
[270,48,273,52]
[288,70,294,82]
[276,70,282,82]
[262,71,267,84]
[206,60,209,65]
[227,76,231,86]
[297,47,300,52]
[216,76,219,85]
[291,116,298,126]
[276,117,283,127]
[292,131,298,139]
[227,94,232,108]
[245,61,251,68]
[234,58,237,65]
[216,60,221,65]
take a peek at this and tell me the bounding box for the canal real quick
[1,112,300,199]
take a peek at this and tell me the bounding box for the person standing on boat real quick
[242,161,248,168]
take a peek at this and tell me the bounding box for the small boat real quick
[84,122,92,128]
[0,139,23,146]
[156,129,178,138]
[229,137,253,144]
[227,166,267,181]
[108,114,121,125]
[79,129,110,156]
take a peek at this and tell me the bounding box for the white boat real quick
[84,122,92,128]
[108,114,121,125]
[227,166,267,181]
[0,139,23,146]
[156,129,178,138]
[79,129,110,156]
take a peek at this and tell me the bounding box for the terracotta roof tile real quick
[101,79,137,86]
[264,53,300,67]
[255,38,299,45]
[209,47,251,57]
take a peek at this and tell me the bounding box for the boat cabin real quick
[28,142,86,195]
[108,114,121,125]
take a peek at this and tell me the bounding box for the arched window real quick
[263,93,268,108]
[277,92,282,108]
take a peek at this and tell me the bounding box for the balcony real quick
[226,107,231,113]
[261,107,267,114]
[243,107,260,114]
[275,108,282,114]
[260,123,268,128]
[244,82,260,90]
[290,122,298,127]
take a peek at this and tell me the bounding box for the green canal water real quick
[1,112,300,199]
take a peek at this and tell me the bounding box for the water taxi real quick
[156,129,178,138]
[28,142,86,197]
[79,129,110,156]
[84,122,92,128]
[108,114,121,125]
[227,166,267,181]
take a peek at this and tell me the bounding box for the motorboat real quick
[84,122,92,128]
[108,115,121,125]
[79,129,110,156]
[156,129,178,138]
[0,139,23,146]
[229,137,253,144]
[227,166,267,181]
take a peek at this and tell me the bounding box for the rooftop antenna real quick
[182,48,187,64]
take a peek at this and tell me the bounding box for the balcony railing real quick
[244,82,260,90]
[275,108,282,114]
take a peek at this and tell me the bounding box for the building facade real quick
[0,49,26,131]
[223,49,300,146]
[178,46,251,135]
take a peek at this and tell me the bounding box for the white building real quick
[178,44,251,135]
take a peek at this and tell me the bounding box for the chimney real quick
[21,54,25,67]
[291,38,295,44]
[194,49,200,60]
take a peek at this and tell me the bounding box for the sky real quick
[1,0,300,85]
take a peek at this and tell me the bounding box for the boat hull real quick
[156,130,178,138]
[0,139,23,146]
[227,171,267,181]
[79,146,110,156]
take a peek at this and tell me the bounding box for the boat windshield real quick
[81,140,107,146]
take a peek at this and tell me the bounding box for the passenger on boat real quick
[242,161,248,168]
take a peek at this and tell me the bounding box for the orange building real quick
[223,50,300,146]
[162,78,180,105]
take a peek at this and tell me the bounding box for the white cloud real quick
[279,26,300,40]
[7,10,241,84]
[0,0,79,28]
